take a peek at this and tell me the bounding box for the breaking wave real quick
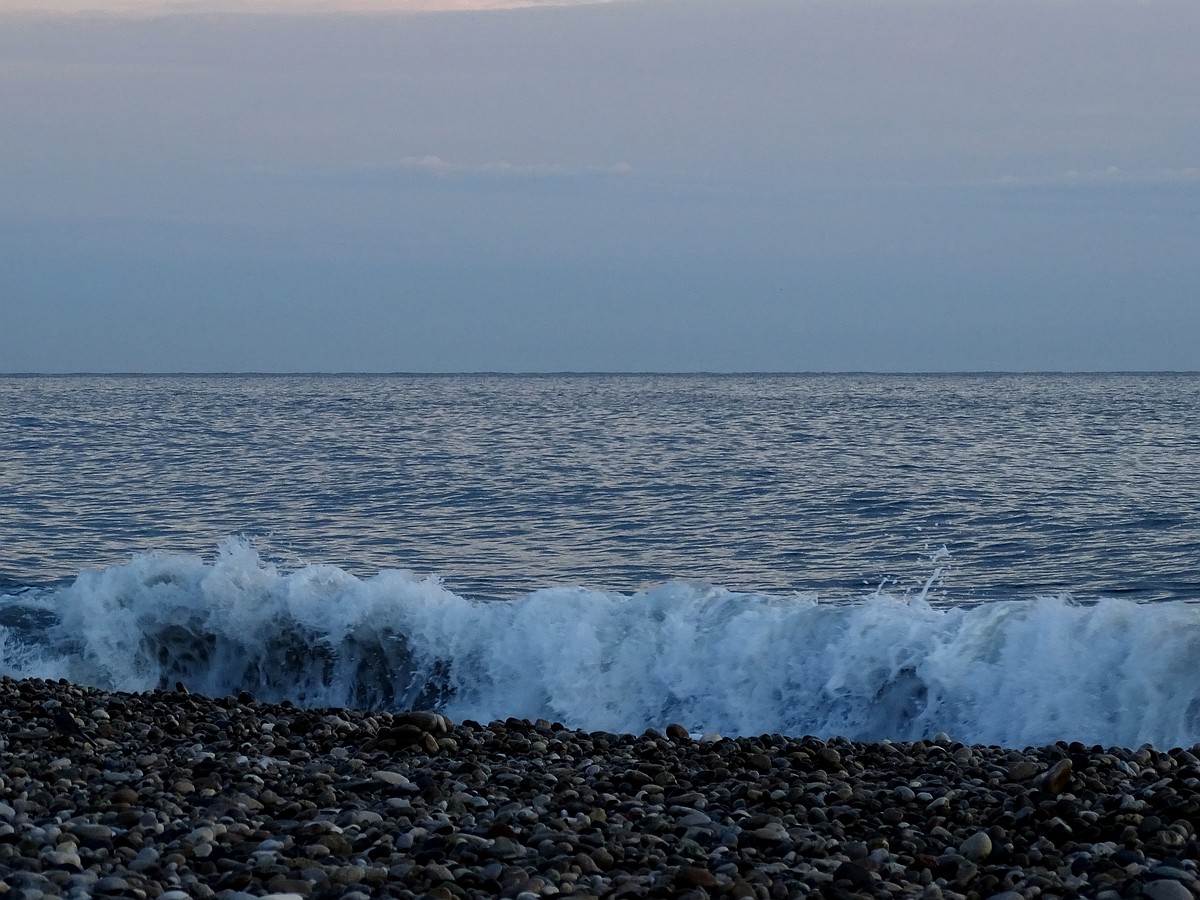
[3,539,1200,748]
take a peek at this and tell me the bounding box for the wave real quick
[2,538,1199,749]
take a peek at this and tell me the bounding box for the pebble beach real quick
[2,678,1199,900]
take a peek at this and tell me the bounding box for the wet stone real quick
[1042,758,1074,796]
[666,723,691,742]
[817,747,843,770]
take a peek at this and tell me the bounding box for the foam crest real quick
[2,540,1199,748]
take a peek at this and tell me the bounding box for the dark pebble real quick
[3,675,1199,900]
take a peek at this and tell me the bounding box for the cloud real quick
[394,155,633,178]
[4,0,633,15]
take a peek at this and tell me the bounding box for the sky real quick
[2,0,1198,372]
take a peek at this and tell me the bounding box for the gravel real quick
[3,676,1200,899]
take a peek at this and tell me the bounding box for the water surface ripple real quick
[2,373,1198,603]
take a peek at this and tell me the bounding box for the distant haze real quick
[8,0,623,12]
[2,0,1198,372]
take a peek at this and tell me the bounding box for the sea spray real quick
[2,538,1199,748]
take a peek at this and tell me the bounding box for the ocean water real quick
[2,373,1199,747]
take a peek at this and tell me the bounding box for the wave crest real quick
[3,539,1199,748]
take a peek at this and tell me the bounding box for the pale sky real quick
[2,0,1198,372]
[8,0,621,11]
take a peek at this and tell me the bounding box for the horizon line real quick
[2,370,1198,377]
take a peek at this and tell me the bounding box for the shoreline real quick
[2,678,1199,899]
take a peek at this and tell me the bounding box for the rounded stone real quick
[1143,881,1195,900]
[1042,758,1074,796]
[69,823,113,843]
[753,823,790,842]
[666,723,691,742]
[816,747,843,769]
[94,875,132,893]
[1006,760,1041,782]
[959,832,993,862]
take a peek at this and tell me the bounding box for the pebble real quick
[1143,881,1196,900]
[1042,757,1074,795]
[371,769,411,786]
[754,823,791,842]
[959,831,992,861]
[3,676,1200,899]
[1007,760,1041,781]
[69,822,113,843]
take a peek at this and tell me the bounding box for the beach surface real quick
[2,677,1198,899]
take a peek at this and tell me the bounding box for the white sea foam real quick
[2,538,1199,748]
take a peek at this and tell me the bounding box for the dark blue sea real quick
[2,373,1199,747]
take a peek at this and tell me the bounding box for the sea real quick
[2,373,1199,749]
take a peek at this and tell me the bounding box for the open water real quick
[2,373,1199,747]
